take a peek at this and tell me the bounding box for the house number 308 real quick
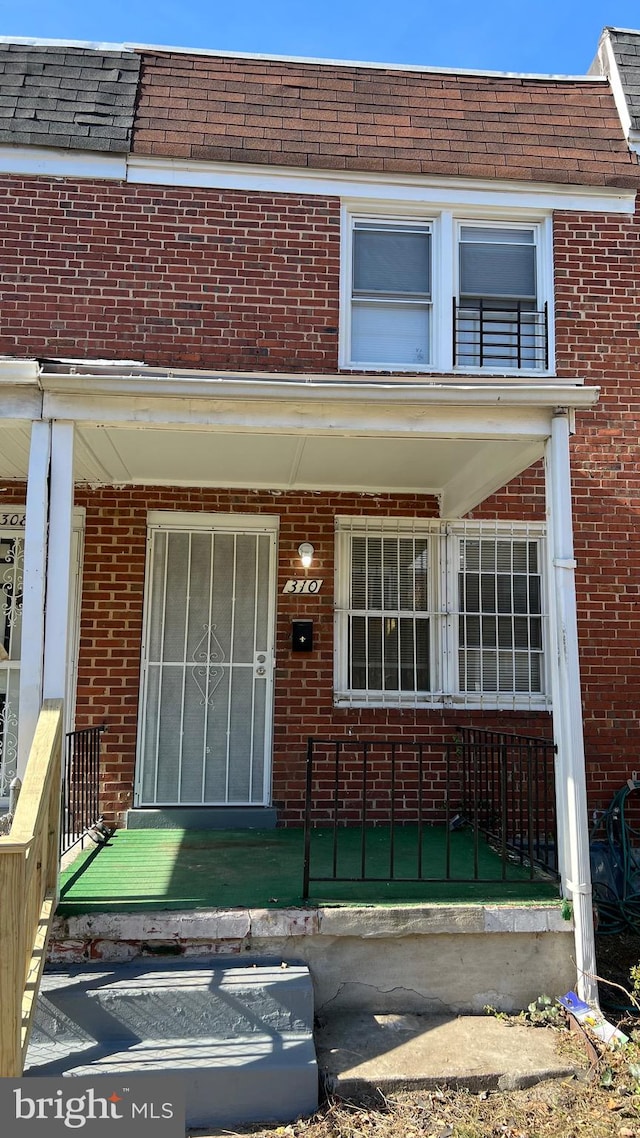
[282,579,323,594]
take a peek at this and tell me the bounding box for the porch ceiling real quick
[0,421,31,479]
[73,425,544,505]
[0,422,545,516]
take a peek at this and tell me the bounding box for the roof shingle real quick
[132,51,637,187]
[0,43,139,152]
[603,29,640,133]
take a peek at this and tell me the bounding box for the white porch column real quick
[545,410,597,1006]
[43,421,75,708]
[17,420,51,775]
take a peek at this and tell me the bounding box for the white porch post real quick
[17,420,51,775]
[545,410,597,1006]
[43,421,75,709]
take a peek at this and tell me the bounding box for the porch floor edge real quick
[51,901,573,946]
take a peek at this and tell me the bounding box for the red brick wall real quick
[2,185,640,820]
[553,210,640,811]
[59,485,546,824]
[0,178,340,371]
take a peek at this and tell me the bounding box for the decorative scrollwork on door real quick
[0,536,23,653]
[0,695,18,796]
[191,624,226,707]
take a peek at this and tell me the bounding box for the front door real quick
[136,513,278,806]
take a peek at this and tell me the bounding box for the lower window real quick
[335,518,546,709]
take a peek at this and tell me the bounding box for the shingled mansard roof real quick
[0,42,140,151]
[592,27,640,148]
[0,36,637,186]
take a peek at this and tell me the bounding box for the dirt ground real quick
[191,1070,640,1138]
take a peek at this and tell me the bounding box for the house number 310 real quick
[282,579,324,594]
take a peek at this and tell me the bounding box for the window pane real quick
[460,239,536,299]
[344,532,431,695]
[366,538,382,609]
[350,615,367,690]
[353,226,431,297]
[351,301,429,365]
[460,227,535,244]
[458,538,543,694]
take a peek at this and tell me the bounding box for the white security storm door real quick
[136,516,278,806]
[0,516,24,799]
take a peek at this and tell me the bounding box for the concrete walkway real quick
[316,1012,579,1097]
[188,1014,581,1134]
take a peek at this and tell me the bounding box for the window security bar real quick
[453,299,548,370]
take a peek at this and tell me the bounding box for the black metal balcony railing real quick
[453,299,549,370]
[60,725,108,857]
[302,730,558,899]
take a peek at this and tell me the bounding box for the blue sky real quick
[1,1,640,74]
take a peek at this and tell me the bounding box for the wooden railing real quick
[0,699,63,1076]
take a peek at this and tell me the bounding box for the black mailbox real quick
[291,620,313,652]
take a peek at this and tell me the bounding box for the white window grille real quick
[457,533,543,694]
[335,517,548,710]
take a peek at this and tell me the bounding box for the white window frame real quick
[339,202,555,377]
[453,218,550,375]
[344,214,435,371]
[334,516,549,711]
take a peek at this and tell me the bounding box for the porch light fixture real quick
[298,542,314,569]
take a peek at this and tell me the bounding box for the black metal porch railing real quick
[453,299,548,370]
[455,726,558,877]
[302,731,558,900]
[60,724,108,857]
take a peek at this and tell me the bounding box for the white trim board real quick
[0,145,634,213]
[0,146,126,180]
[0,36,608,81]
[128,157,636,214]
[146,510,280,531]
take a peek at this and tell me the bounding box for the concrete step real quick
[125,807,277,829]
[29,960,314,1040]
[316,1011,580,1097]
[25,960,318,1127]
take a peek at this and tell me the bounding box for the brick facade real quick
[0,179,340,370]
[2,176,640,823]
[45,483,553,824]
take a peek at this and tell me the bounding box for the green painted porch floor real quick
[57,827,558,915]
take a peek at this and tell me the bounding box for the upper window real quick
[455,225,546,370]
[334,518,547,710]
[350,221,432,368]
[342,211,551,375]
